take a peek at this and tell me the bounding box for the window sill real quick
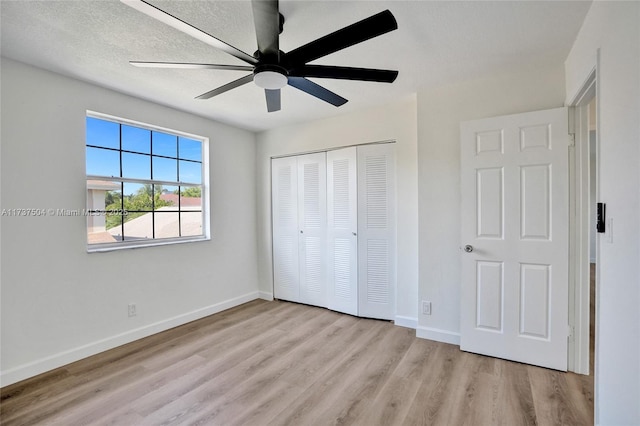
[87,235,210,253]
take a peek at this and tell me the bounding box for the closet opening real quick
[271,142,396,320]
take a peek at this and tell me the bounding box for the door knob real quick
[464,245,473,253]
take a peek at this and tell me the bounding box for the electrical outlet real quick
[128,303,137,317]
[422,301,432,316]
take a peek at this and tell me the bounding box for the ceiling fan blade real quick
[121,0,258,65]
[130,61,254,71]
[265,89,281,112]
[287,77,348,107]
[195,74,254,99]
[289,65,398,83]
[284,10,397,66]
[251,0,280,59]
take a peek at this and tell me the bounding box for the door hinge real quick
[568,106,576,134]
[568,133,576,147]
[567,324,575,341]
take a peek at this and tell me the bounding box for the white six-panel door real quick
[297,153,327,307]
[327,147,358,315]
[358,144,396,320]
[272,156,300,302]
[460,107,569,371]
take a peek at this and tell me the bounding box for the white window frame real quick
[85,110,210,252]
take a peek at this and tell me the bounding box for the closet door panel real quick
[327,147,358,315]
[272,156,300,302]
[298,153,327,307]
[357,144,396,320]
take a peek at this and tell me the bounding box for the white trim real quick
[394,316,417,329]
[86,110,206,141]
[416,326,460,345]
[567,64,598,376]
[259,291,274,301]
[0,291,261,387]
[567,67,597,107]
[564,50,601,421]
[88,235,210,253]
[270,139,396,160]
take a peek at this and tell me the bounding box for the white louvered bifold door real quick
[297,153,327,307]
[272,156,300,302]
[327,147,358,315]
[357,144,396,320]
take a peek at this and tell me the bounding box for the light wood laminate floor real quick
[1,300,593,425]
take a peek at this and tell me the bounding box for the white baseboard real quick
[416,325,460,346]
[258,291,274,301]
[394,315,417,329]
[0,291,261,388]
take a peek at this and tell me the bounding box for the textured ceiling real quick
[1,1,592,132]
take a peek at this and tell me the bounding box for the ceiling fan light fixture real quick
[254,70,288,90]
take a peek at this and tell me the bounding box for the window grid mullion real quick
[177,138,181,238]
[86,176,200,187]
[150,131,155,240]
[87,144,202,164]
[120,181,125,242]
[119,124,126,242]
[178,186,182,237]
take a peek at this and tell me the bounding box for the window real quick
[85,112,208,250]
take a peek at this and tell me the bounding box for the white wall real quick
[416,65,566,344]
[565,2,640,424]
[255,96,419,325]
[0,59,259,386]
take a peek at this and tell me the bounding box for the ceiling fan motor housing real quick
[253,64,288,90]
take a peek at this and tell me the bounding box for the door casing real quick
[567,68,598,376]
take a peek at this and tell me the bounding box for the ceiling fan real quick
[121,0,399,112]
